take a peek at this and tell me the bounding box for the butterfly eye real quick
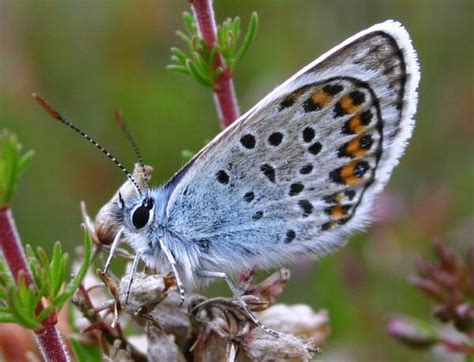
[131,198,154,229]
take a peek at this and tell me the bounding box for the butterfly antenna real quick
[33,93,142,196]
[114,109,149,187]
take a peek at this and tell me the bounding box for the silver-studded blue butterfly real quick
[36,20,420,335]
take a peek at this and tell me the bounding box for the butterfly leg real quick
[125,247,146,304]
[159,239,185,305]
[198,270,279,336]
[103,227,123,273]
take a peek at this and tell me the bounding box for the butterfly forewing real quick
[164,20,419,274]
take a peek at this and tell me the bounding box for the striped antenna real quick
[33,93,142,196]
[114,109,149,188]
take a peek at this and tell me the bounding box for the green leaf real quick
[232,17,241,40]
[209,46,218,66]
[0,306,11,313]
[61,253,70,288]
[0,313,16,324]
[166,64,191,75]
[170,47,188,63]
[36,246,50,270]
[235,12,259,64]
[0,233,92,329]
[37,305,55,322]
[176,30,191,45]
[18,150,35,175]
[50,242,65,298]
[168,10,259,89]
[191,51,207,72]
[70,337,102,362]
[0,259,13,287]
[0,130,34,205]
[186,59,213,88]
[182,11,196,36]
[54,232,92,308]
[8,278,41,329]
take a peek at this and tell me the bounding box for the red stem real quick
[0,206,70,362]
[189,0,240,128]
[440,338,474,354]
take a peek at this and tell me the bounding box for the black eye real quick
[132,206,150,229]
[131,198,154,229]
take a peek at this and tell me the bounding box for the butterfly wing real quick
[163,20,420,276]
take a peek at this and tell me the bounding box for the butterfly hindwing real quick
[163,20,419,276]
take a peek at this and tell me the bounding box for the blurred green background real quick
[1,0,472,360]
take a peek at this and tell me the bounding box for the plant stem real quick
[0,206,70,362]
[440,338,474,354]
[189,0,240,128]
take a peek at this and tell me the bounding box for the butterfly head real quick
[119,192,156,233]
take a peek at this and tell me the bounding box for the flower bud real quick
[387,316,439,349]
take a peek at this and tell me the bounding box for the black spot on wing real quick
[329,168,344,184]
[279,96,295,110]
[334,102,347,117]
[298,200,313,217]
[308,142,322,155]
[289,182,304,196]
[299,164,313,175]
[337,144,350,158]
[360,134,374,150]
[260,164,276,183]
[350,90,365,105]
[323,84,344,95]
[345,189,356,200]
[216,170,230,184]
[268,132,283,146]
[354,161,370,177]
[252,211,263,221]
[240,134,256,149]
[243,191,255,202]
[284,230,296,243]
[361,110,373,125]
[303,98,322,113]
[302,127,315,142]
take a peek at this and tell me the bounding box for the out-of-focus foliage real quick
[167,11,258,87]
[0,1,472,360]
[0,231,92,329]
[388,241,474,357]
[0,130,34,205]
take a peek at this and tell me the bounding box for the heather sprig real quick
[167,11,258,89]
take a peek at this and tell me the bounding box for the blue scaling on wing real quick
[158,20,419,284]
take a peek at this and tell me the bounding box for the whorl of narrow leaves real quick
[167,11,258,88]
[0,130,34,206]
[0,231,92,329]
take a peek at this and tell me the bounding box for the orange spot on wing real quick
[345,175,363,185]
[311,89,333,107]
[346,137,369,158]
[348,115,365,133]
[339,161,366,185]
[340,95,361,114]
[340,162,356,179]
[331,205,346,218]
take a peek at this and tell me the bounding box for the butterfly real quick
[34,20,419,335]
